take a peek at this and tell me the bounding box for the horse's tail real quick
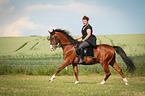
[113,46,136,73]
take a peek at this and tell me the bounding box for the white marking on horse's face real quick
[50,45,56,51]
[50,45,53,49]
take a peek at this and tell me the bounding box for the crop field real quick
[0,34,145,96]
[0,34,145,58]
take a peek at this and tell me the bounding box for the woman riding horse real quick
[48,16,135,85]
[75,16,96,64]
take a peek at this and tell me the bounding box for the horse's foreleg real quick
[73,64,79,84]
[49,61,71,82]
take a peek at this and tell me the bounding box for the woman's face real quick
[83,19,88,25]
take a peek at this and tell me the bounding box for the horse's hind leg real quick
[100,63,111,84]
[111,62,128,85]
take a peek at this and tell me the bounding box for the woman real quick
[75,16,96,64]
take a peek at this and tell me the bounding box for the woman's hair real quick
[82,16,89,21]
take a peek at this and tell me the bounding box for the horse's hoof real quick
[98,82,105,85]
[125,82,128,85]
[99,83,105,85]
[74,81,79,84]
[49,80,53,83]
[99,80,105,85]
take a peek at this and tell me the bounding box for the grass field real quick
[0,34,145,58]
[0,34,145,96]
[0,75,145,96]
[0,34,145,76]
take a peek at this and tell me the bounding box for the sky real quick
[0,0,145,37]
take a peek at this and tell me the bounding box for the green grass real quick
[0,34,145,95]
[0,34,145,76]
[0,75,145,96]
[0,36,62,58]
[0,34,145,58]
[0,55,144,76]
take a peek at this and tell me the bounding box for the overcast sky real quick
[0,0,145,37]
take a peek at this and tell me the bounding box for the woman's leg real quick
[78,41,90,64]
[78,41,90,49]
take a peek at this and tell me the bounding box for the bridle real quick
[50,34,60,46]
[50,33,76,47]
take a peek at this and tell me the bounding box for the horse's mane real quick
[54,29,79,44]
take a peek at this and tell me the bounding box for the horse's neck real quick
[56,32,75,60]
[56,33,70,45]
[56,32,73,51]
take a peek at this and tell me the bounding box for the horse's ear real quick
[48,30,51,34]
[52,29,55,34]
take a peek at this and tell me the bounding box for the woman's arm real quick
[75,33,82,40]
[82,29,91,42]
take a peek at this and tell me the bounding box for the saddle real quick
[75,43,97,58]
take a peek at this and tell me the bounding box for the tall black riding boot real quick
[79,48,85,64]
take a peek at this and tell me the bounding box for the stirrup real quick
[79,60,85,64]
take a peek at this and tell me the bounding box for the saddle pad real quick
[76,46,96,57]
[85,47,94,57]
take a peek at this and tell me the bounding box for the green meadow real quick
[0,34,145,58]
[0,34,145,76]
[0,75,145,96]
[0,34,145,96]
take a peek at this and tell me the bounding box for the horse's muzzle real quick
[50,45,56,51]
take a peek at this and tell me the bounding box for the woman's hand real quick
[75,33,82,40]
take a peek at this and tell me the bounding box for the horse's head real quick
[48,30,60,51]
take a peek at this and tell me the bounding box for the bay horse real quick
[48,29,135,85]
